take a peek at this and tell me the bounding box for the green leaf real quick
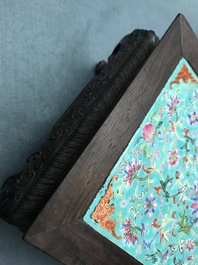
[134,137,142,147]
[150,111,157,122]
[145,254,153,261]
[157,121,163,129]
[178,228,189,235]
[160,180,165,189]
[152,257,157,264]
[177,221,183,227]
[143,145,148,157]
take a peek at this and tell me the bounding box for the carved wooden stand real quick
[22,14,198,265]
[0,29,158,231]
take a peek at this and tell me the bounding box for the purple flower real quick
[144,193,157,217]
[188,111,198,125]
[119,159,141,187]
[190,182,198,223]
[193,182,198,197]
[193,89,198,99]
[121,218,138,245]
[167,96,180,117]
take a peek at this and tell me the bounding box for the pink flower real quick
[144,193,157,217]
[119,159,141,187]
[190,201,198,211]
[186,239,195,251]
[190,200,198,214]
[142,123,156,142]
[168,149,179,166]
[125,232,138,245]
[121,218,138,245]
[120,200,127,207]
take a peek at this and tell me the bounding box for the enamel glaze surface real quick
[84,59,198,264]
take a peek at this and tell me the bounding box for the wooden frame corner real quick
[24,14,198,265]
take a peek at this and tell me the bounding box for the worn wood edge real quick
[25,220,142,265]
[179,14,198,69]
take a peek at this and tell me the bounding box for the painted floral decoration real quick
[142,123,156,142]
[167,95,180,118]
[144,193,157,217]
[84,59,198,265]
[188,111,198,125]
[121,218,138,245]
[119,158,141,187]
[190,182,198,223]
[193,89,198,99]
[186,239,195,251]
[168,149,179,167]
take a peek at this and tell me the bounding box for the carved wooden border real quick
[24,14,198,265]
[0,30,158,230]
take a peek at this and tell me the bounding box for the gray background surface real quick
[0,1,198,264]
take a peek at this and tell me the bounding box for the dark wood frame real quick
[0,30,158,231]
[24,14,198,265]
[20,14,198,264]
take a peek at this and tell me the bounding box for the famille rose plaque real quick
[84,58,198,264]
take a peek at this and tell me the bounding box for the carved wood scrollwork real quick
[0,29,159,231]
